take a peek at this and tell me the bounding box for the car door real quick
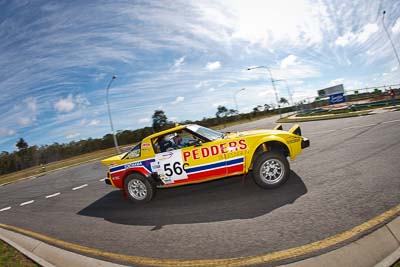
[151,130,228,186]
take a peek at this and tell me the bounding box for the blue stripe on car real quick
[186,157,243,174]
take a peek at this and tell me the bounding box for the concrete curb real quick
[1,215,399,267]
[280,215,400,267]
[0,227,128,267]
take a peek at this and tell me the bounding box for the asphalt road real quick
[1,111,400,266]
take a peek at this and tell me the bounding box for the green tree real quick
[16,138,28,151]
[152,110,168,132]
[216,105,228,118]
[279,97,289,106]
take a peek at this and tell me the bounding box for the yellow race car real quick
[101,124,309,203]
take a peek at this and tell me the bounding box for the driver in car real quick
[158,135,173,152]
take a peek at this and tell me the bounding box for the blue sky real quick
[1,0,400,152]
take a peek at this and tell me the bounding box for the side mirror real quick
[194,140,202,147]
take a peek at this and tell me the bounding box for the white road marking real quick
[342,124,376,130]
[72,184,88,191]
[0,207,11,211]
[45,192,61,198]
[20,200,34,206]
[307,130,336,135]
[382,119,400,124]
[99,177,107,182]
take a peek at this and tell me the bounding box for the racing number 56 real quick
[163,162,188,177]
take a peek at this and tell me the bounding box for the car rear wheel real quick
[124,173,155,203]
[253,151,290,189]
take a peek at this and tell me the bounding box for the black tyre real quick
[124,173,155,203]
[252,151,290,189]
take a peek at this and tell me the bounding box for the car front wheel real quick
[124,173,155,203]
[253,151,290,189]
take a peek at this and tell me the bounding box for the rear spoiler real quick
[289,124,302,136]
[273,124,283,130]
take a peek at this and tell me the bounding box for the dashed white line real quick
[342,124,376,130]
[307,130,336,135]
[72,184,88,191]
[20,200,34,206]
[99,177,107,182]
[0,207,11,211]
[45,192,61,199]
[382,119,400,124]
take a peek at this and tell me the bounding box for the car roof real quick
[145,124,196,140]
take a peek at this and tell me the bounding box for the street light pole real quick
[382,10,400,71]
[233,88,245,113]
[247,66,281,118]
[105,75,120,154]
[275,79,293,106]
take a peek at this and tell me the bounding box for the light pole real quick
[105,75,120,154]
[233,88,245,113]
[275,79,293,106]
[382,10,400,71]
[247,66,281,118]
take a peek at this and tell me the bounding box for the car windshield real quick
[186,125,223,141]
[123,142,141,159]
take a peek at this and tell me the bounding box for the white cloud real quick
[335,32,355,46]
[280,55,298,69]
[229,0,332,47]
[208,87,215,92]
[392,18,400,34]
[172,96,185,104]
[17,117,31,126]
[88,119,100,126]
[326,78,344,87]
[54,94,89,113]
[357,23,378,43]
[258,89,274,97]
[174,56,185,68]
[65,133,80,139]
[54,95,75,112]
[382,72,388,76]
[195,81,208,88]
[0,128,16,136]
[205,61,221,71]
[16,97,38,126]
[212,101,227,107]
[391,66,398,72]
[75,94,90,109]
[138,118,150,123]
[335,23,378,47]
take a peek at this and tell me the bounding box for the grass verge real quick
[0,239,38,267]
[276,110,371,123]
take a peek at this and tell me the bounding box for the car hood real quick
[101,154,125,167]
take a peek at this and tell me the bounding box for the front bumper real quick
[301,138,310,149]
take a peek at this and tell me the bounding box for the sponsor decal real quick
[124,162,143,169]
[183,139,247,161]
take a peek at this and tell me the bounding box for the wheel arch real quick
[123,169,160,187]
[248,138,291,170]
